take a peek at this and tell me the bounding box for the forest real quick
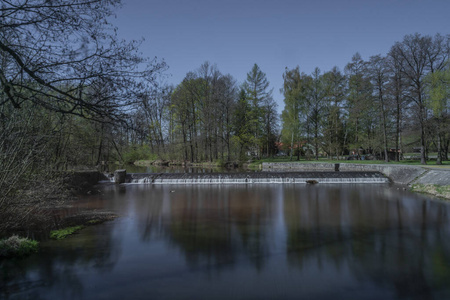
[0,1,449,232]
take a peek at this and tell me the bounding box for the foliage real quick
[0,236,39,258]
[50,226,85,240]
[426,64,450,116]
[122,144,157,164]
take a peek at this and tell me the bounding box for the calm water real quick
[2,184,450,300]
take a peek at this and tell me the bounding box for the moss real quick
[50,225,85,240]
[0,235,39,258]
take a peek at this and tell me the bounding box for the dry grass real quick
[411,184,450,200]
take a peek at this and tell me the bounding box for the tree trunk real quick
[379,88,389,162]
[436,118,442,165]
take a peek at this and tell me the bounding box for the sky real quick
[111,0,450,113]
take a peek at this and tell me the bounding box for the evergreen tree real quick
[244,64,274,158]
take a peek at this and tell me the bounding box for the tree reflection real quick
[165,185,275,271]
[4,184,450,299]
[284,185,450,299]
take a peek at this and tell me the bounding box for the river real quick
[1,183,450,299]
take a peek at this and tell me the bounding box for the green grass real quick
[50,225,85,240]
[0,236,39,258]
[251,156,450,167]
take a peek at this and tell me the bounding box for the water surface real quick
[1,184,450,299]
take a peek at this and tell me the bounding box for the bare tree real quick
[0,0,165,122]
[368,55,390,162]
[387,51,408,161]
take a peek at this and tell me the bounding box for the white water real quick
[129,176,389,185]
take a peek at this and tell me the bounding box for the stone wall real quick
[63,170,108,194]
[414,169,450,185]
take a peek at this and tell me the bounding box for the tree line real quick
[281,33,449,164]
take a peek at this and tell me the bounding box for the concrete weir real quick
[124,171,389,185]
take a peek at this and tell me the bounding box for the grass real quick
[251,156,450,168]
[0,235,39,258]
[411,184,450,199]
[86,219,103,225]
[50,225,85,240]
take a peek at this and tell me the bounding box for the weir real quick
[120,171,389,185]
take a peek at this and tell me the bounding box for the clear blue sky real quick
[111,0,450,113]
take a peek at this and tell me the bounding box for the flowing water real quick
[1,184,450,300]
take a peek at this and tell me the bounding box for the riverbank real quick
[0,170,117,257]
[262,162,450,200]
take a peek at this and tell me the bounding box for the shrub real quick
[0,235,39,258]
[122,144,158,164]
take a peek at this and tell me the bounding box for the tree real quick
[322,67,346,159]
[244,64,273,158]
[261,95,278,157]
[387,50,408,161]
[345,53,373,157]
[215,74,238,161]
[233,88,254,160]
[167,63,239,162]
[368,55,390,162]
[425,62,450,164]
[281,67,304,160]
[390,33,449,164]
[0,0,165,122]
[306,68,326,160]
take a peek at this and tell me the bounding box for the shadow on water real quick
[2,184,450,299]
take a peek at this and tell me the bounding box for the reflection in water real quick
[1,184,450,299]
[0,223,120,300]
[166,186,276,271]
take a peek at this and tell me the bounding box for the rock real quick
[114,169,126,184]
[306,180,319,184]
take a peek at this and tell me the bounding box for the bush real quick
[0,235,39,258]
[122,144,158,164]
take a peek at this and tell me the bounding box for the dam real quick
[114,171,390,184]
